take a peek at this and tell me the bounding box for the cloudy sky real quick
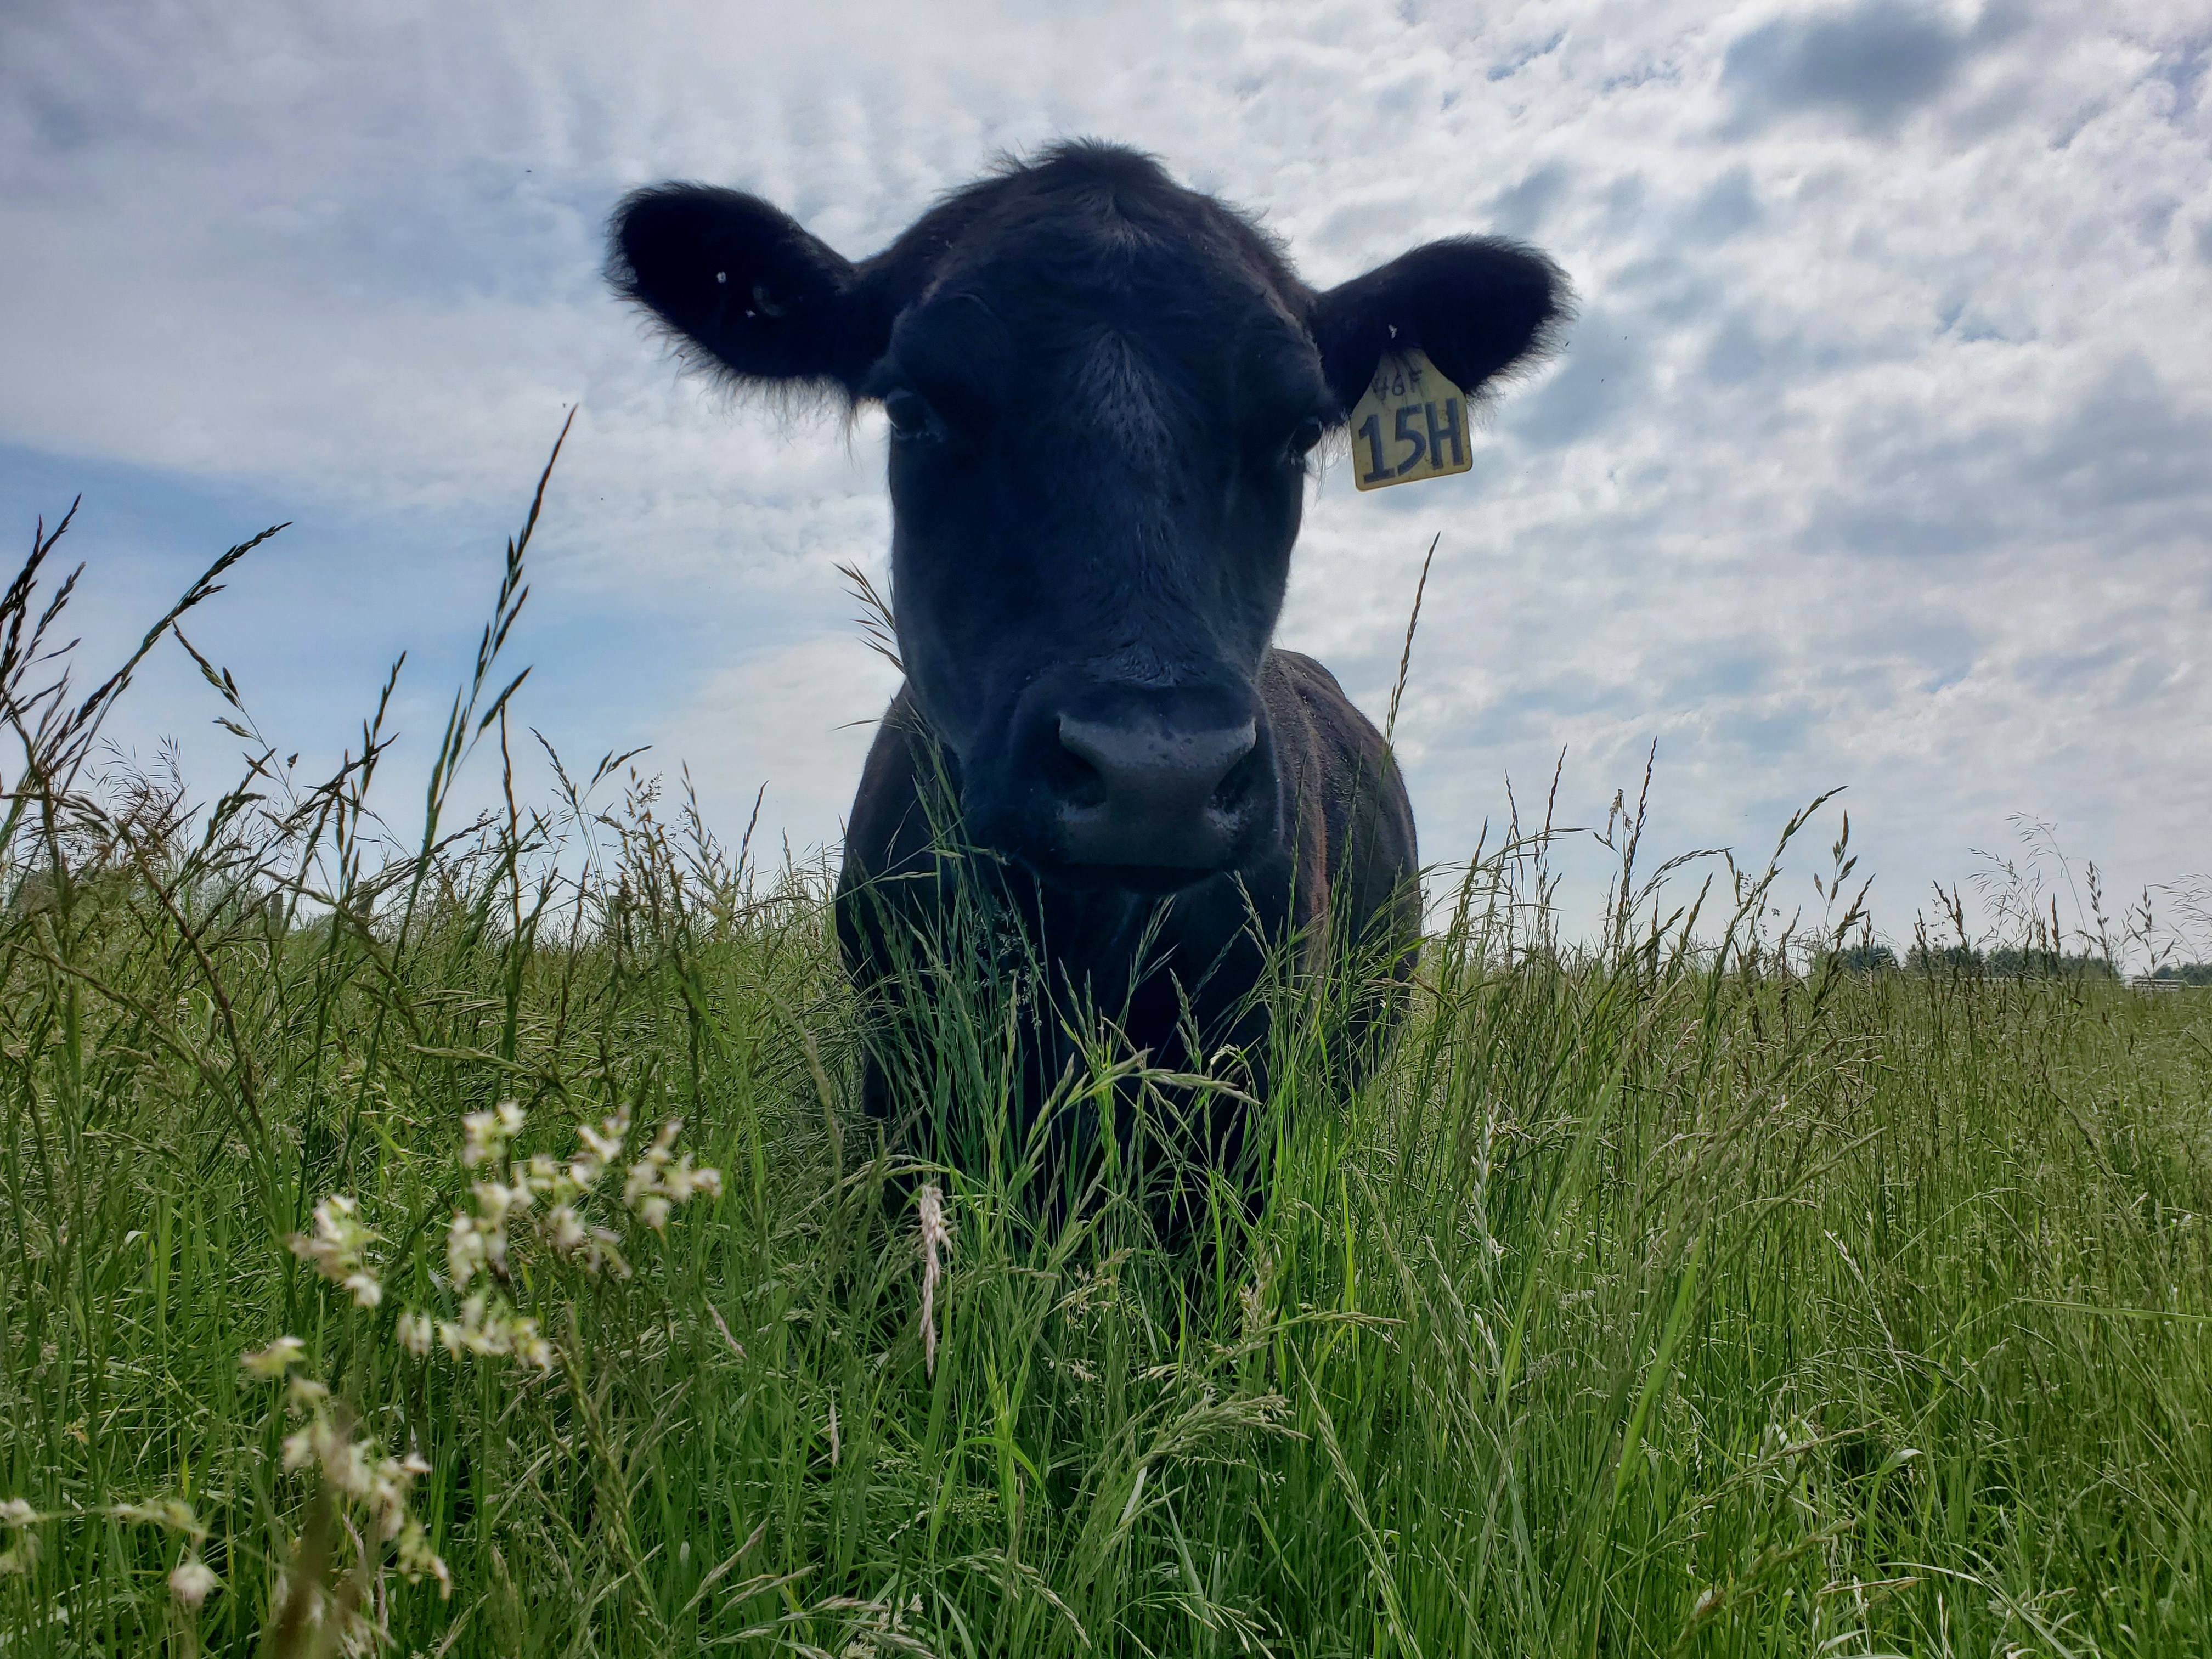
[3,0,2208,952]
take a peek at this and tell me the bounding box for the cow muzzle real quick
[962,679,1279,886]
[1052,712,1261,870]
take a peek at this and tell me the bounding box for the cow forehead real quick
[878,287,1320,476]
[1072,328,1187,470]
[902,308,1319,483]
[963,219,1299,336]
[867,153,1313,370]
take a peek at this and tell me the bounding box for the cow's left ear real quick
[1308,238,1571,417]
[608,183,874,393]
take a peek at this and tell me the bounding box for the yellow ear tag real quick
[1347,347,1474,491]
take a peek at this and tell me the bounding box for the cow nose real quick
[1052,714,1261,869]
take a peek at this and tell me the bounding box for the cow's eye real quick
[1286,416,1326,461]
[883,389,938,441]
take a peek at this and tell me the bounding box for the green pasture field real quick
[2,476,2208,1656]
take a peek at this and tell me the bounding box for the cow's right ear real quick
[608,184,867,392]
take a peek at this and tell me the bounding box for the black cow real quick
[608,143,1567,1220]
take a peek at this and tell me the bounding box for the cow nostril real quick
[1056,715,1256,809]
[1045,730,1107,809]
[1047,713,1265,870]
[1208,741,1264,816]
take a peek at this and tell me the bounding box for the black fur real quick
[1308,235,1571,414]
[608,143,1571,1223]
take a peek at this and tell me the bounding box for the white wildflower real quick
[169,1554,218,1607]
[544,1204,586,1255]
[415,1096,711,1383]
[446,1212,489,1289]
[395,1516,452,1597]
[664,1154,721,1205]
[281,1426,317,1474]
[111,1498,200,1536]
[472,1178,531,1223]
[515,1324,554,1370]
[437,1292,490,1357]
[0,1498,38,1577]
[619,1119,720,1229]
[435,1292,553,1370]
[275,1387,451,1601]
[623,1120,679,1207]
[461,1099,525,1169]
[582,1226,630,1280]
[574,1105,630,1186]
[288,1195,380,1306]
[240,1335,307,1380]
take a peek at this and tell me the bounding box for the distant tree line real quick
[1820,941,2186,981]
[2146,961,2212,986]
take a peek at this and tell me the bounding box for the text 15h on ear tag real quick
[1348,347,1472,492]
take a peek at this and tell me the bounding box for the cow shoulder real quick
[1262,648,1386,799]
[835,686,949,970]
[1260,650,1419,946]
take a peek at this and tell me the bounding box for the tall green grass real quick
[1,465,2207,1656]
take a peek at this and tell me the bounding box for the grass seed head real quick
[916,1183,950,1378]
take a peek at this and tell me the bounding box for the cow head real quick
[608,143,1567,893]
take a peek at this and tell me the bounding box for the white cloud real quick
[3,0,2209,945]
[656,632,904,861]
